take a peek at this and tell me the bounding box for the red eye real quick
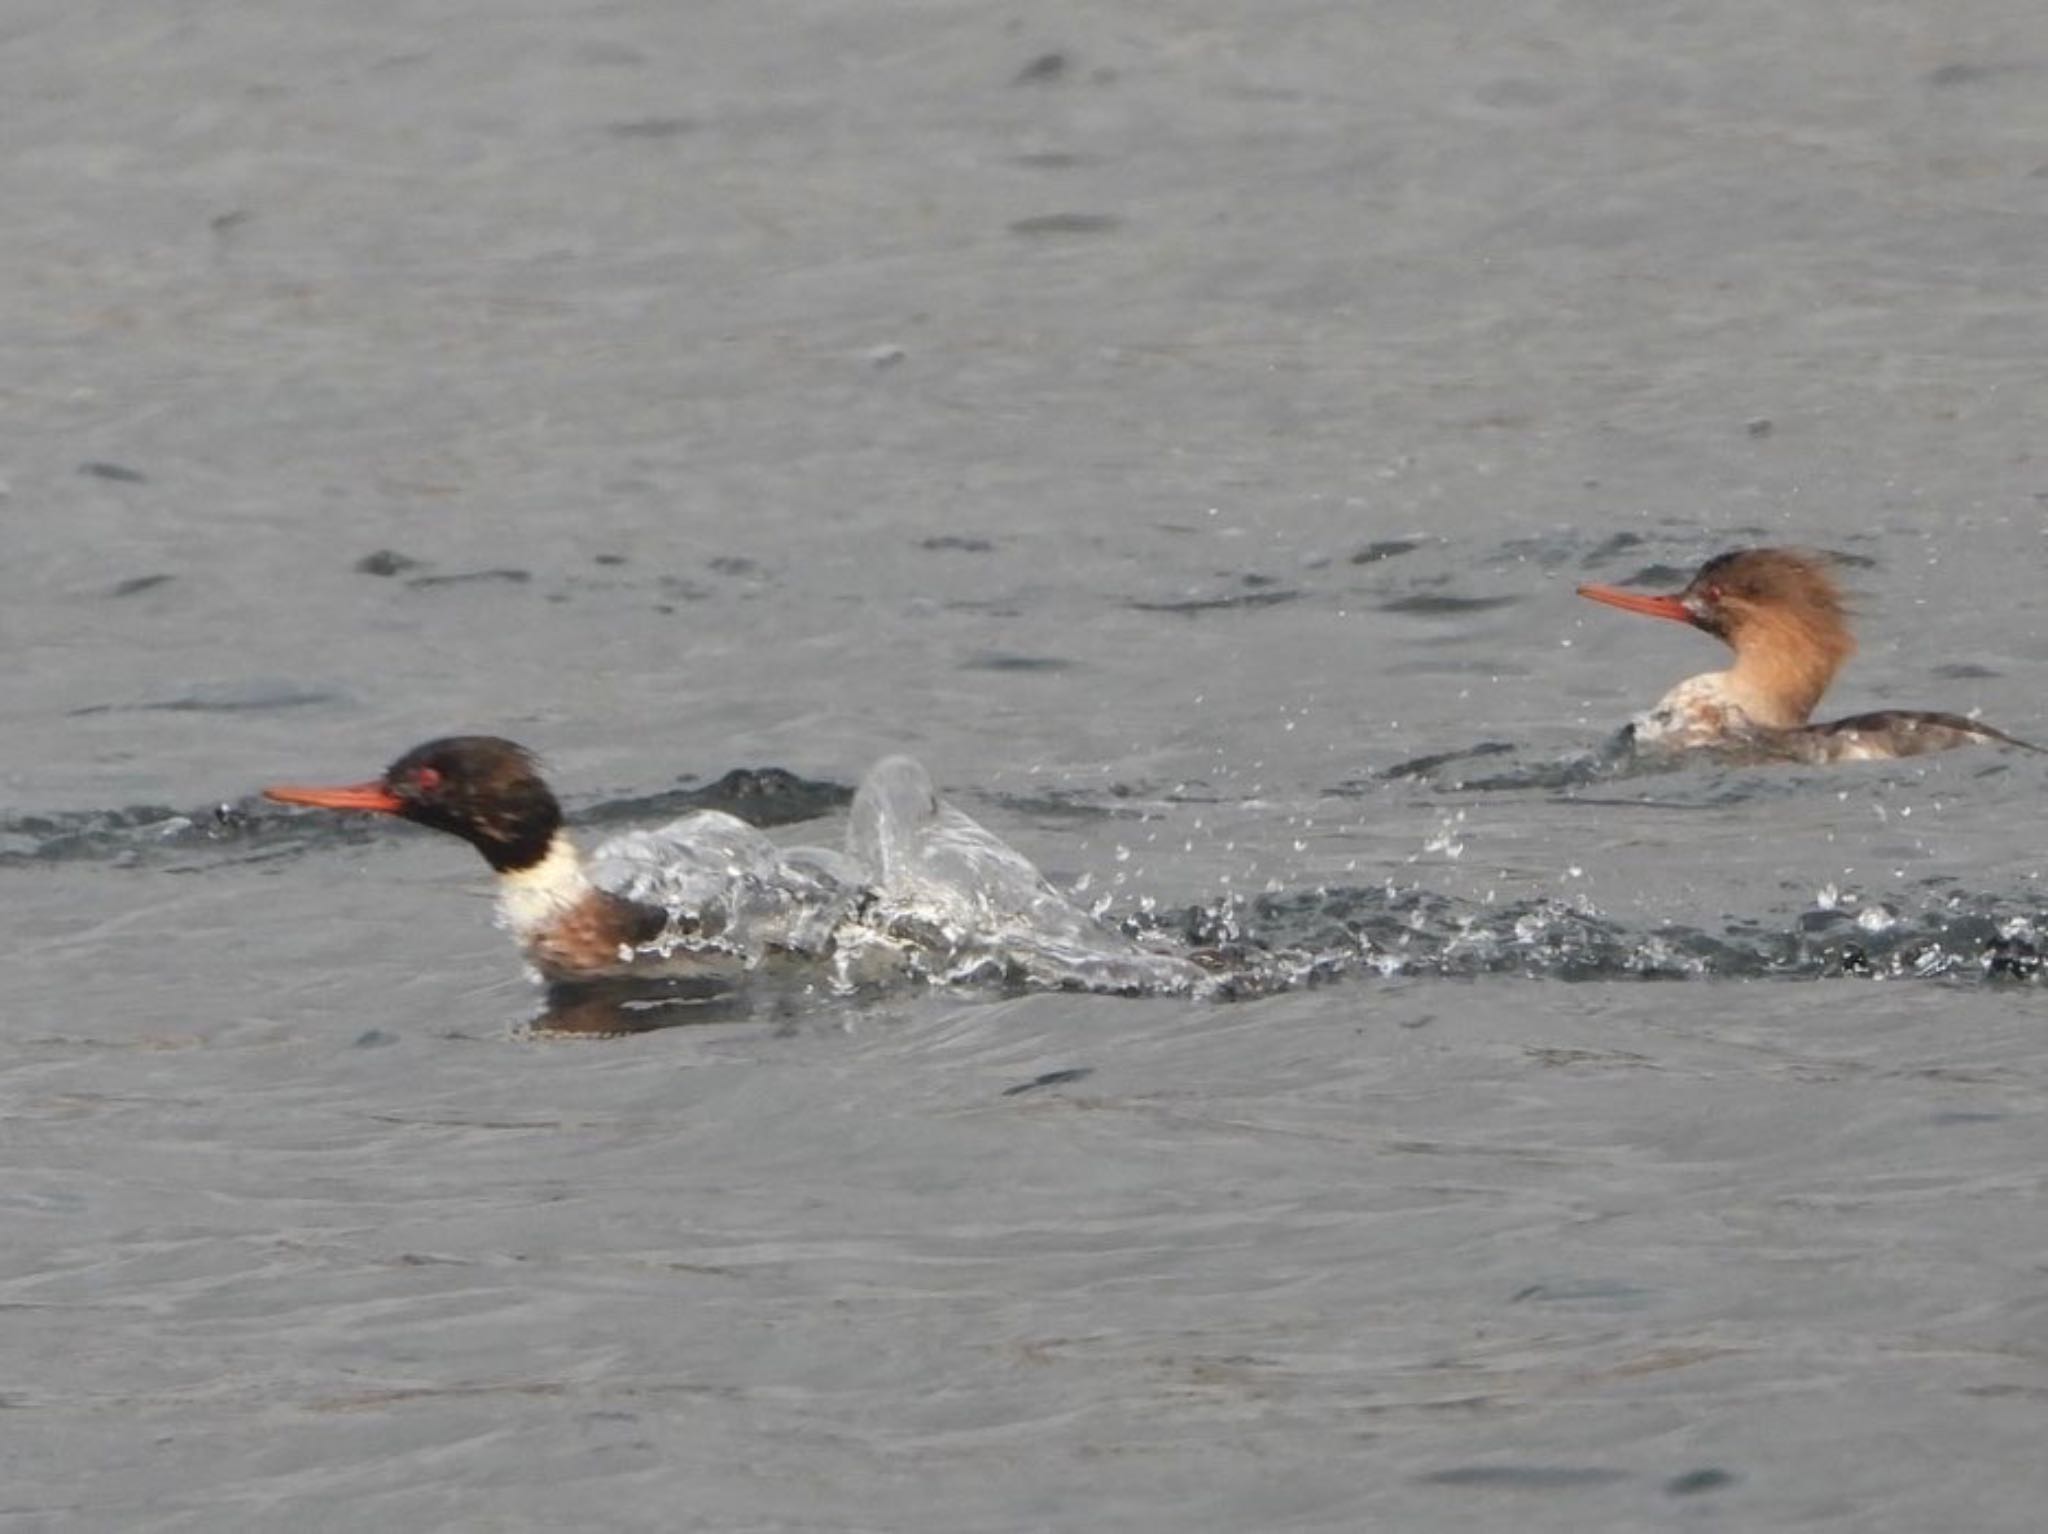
[414,766,443,792]
[1702,584,1723,603]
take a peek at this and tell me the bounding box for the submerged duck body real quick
[1576,548,2036,763]
[265,737,1199,994]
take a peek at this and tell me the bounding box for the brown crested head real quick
[1580,547,1851,646]
[1672,548,1849,647]
[264,735,564,874]
[1578,547,1855,723]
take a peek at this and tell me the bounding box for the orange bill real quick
[1575,584,1693,624]
[264,780,404,814]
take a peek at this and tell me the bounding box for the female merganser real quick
[264,736,1201,993]
[1576,548,2038,762]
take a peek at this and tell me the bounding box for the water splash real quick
[16,757,2048,1014]
[536,757,1209,998]
[1142,881,2048,988]
[843,757,1206,995]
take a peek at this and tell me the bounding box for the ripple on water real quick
[14,755,2048,1024]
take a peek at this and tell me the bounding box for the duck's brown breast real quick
[524,891,670,979]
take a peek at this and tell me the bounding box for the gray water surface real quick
[7,2,2048,1529]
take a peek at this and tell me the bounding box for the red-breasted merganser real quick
[1576,548,2038,762]
[264,736,1202,992]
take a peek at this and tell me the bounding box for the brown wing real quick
[1792,710,2045,761]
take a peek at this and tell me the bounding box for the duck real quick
[264,736,1203,993]
[1576,548,2037,762]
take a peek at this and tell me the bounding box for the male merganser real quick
[1576,548,2038,762]
[264,736,1202,993]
